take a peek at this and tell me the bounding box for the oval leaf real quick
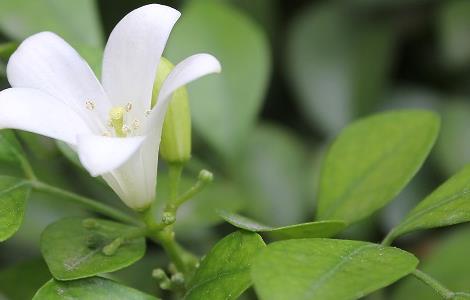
[252,238,418,300]
[218,210,346,239]
[185,231,265,300]
[317,110,440,224]
[386,164,470,242]
[40,217,145,280]
[166,0,271,160]
[33,277,159,300]
[0,176,30,241]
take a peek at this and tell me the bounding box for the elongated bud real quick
[152,57,191,164]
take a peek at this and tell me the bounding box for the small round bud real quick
[198,169,214,183]
[152,268,167,280]
[153,57,191,163]
[162,212,176,225]
[171,273,185,285]
[102,237,124,256]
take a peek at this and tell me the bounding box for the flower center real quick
[109,106,127,137]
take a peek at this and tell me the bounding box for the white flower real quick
[0,4,221,210]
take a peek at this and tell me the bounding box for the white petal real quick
[77,135,145,176]
[0,88,91,144]
[102,4,180,121]
[147,53,221,132]
[7,32,110,132]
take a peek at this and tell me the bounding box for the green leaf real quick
[438,0,470,68]
[185,231,265,300]
[33,277,159,300]
[434,100,470,176]
[237,123,310,226]
[0,130,26,165]
[166,0,271,160]
[40,217,145,280]
[0,0,103,74]
[251,239,418,300]
[386,164,470,242]
[286,2,394,135]
[0,176,31,241]
[218,210,346,239]
[393,225,470,299]
[0,0,102,48]
[317,110,440,224]
[0,259,50,300]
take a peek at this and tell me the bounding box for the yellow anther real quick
[109,106,126,137]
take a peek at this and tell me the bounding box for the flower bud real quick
[152,57,191,164]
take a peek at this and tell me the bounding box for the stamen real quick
[122,124,131,135]
[125,102,133,112]
[85,100,95,111]
[109,106,126,137]
[132,119,140,130]
[145,110,151,117]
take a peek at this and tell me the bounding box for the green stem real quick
[412,269,454,299]
[152,229,188,274]
[168,163,183,203]
[381,230,396,246]
[30,180,139,225]
[174,170,213,208]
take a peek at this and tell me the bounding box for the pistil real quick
[109,106,126,137]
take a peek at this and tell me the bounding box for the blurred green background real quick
[0,0,470,299]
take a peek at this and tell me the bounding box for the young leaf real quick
[165,0,271,160]
[218,210,346,239]
[185,231,265,300]
[33,277,159,300]
[251,239,418,300]
[385,164,470,243]
[40,218,145,280]
[0,176,31,241]
[317,110,440,224]
[393,226,470,299]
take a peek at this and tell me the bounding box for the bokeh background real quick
[0,0,469,299]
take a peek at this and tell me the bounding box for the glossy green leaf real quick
[317,110,440,224]
[0,176,31,241]
[393,225,470,299]
[252,239,418,300]
[185,231,265,300]
[237,124,310,226]
[33,277,159,300]
[386,164,470,242]
[40,217,145,280]
[438,0,470,68]
[286,2,394,135]
[166,0,270,159]
[218,210,346,239]
[0,259,50,300]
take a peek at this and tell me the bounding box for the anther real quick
[85,100,95,111]
[145,110,151,117]
[122,124,131,134]
[132,119,140,130]
[125,102,133,112]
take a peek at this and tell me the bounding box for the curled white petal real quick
[0,88,91,144]
[102,4,180,121]
[7,32,110,132]
[148,53,221,132]
[77,134,145,176]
